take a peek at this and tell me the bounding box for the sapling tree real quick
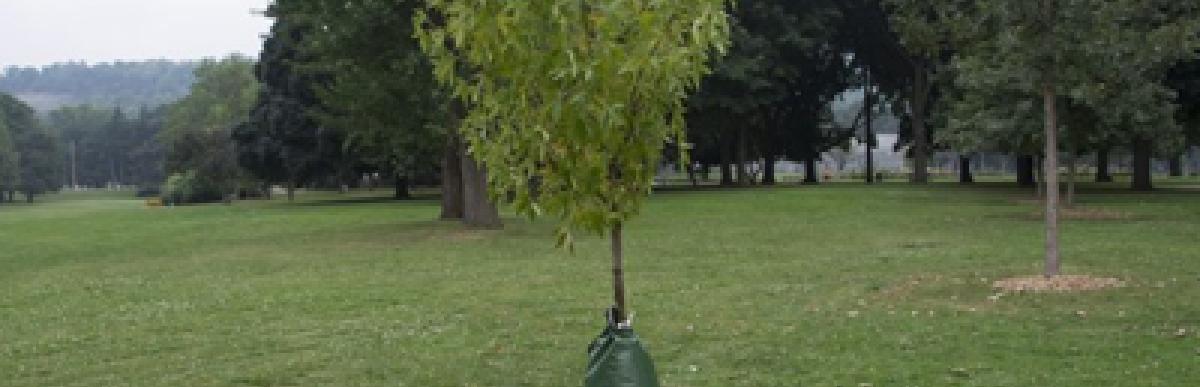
[417,0,730,323]
[948,0,1199,277]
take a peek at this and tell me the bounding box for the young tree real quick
[418,1,729,383]
[950,0,1198,276]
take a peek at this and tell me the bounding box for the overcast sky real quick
[0,0,273,68]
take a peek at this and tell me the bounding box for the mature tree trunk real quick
[25,191,33,203]
[461,151,502,228]
[1131,137,1153,191]
[959,155,974,184]
[1017,155,1036,187]
[1169,155,1183,177]
[761,155,776,185]
[286,179,296,202]
[736,127,750,186]
[440,136,465,219]
[804,157,819,184]
[394,173,411,200]
[610,222,628,323]
[910,66,931,184]
[1042,81,1060,278]
[1066,153,1078,208]
[1095,149,1113,182]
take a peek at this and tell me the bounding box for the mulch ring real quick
[993,275,1126,293]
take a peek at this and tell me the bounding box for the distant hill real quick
[0,61,198,112]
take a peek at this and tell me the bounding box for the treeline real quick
[0,61,197,112]
[52,105,166,188]
[156,1,1200,212]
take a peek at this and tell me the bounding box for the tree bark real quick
[1131,137,1153,191]
[761,155,776,185]
[461,151,502,228]
[719,141,734,186]
[864,70,875,184]
[1095,149,1113,182]
[440,135,465,219]
[736,127,750,186]
[286,179,296,202]
[1017,155,1036,187]
[394,173,411,200]
[610,222,628,324]
[804,157,819,184]
[959,155,974,184]
[910,65,930,184]
[1169,155,1183,177]
[1042,80,1060,278]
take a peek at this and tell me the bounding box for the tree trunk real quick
[1131,137,1153,191]
[736,127,750,186]
[719,141,734,186]
[804,157,819,184]
[1169,155,1183,177]
[1066,152,1076,208]
[761,155,776,185]
[1032,156,1041,199]
[1017,155,1036,187]
[610,222,628,324]
[440,135,465,220]
[286,179,296,202]
[1042,81,1060,278]
[25,191,33,203]
[394,173,411,200]
[461,151,502,228]
[864,70,875,184]
[959,155,974,184]
[910,66,930,184]
[1095,149,1113,182]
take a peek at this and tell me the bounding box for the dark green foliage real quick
[235,11,341,195]
[270,0,448,186]
[688,0,852,184]
[0,93,61,201]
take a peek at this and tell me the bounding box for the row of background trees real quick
[3,1,1199,217]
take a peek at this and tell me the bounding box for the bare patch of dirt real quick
[992,275,1126,293]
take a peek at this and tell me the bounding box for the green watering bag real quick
[584,309,660,387]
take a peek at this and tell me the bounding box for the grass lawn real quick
[2,181,1199,386]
